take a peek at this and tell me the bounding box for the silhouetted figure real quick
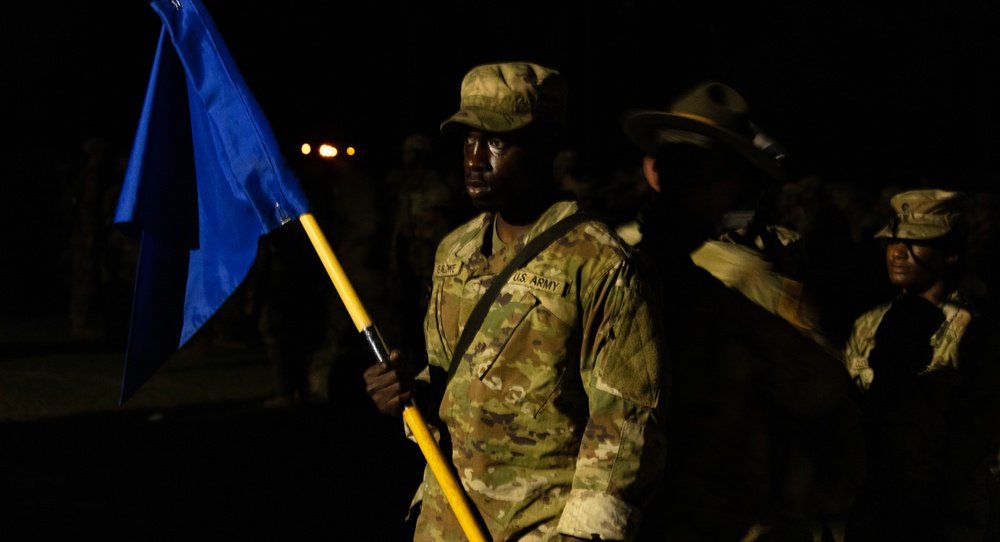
[255,152,388,406]
[622,81,866,541]
[386,134,459,363]
[67,136,135,344]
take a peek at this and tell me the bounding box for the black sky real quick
[8,1,1000,186]
[3,1,1000,317]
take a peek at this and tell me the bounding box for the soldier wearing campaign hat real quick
[843,188,1000,540]
[623,81,866,542]
[621,80,786,252]
[364,62,668,542]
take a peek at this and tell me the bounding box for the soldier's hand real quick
[363,349,415,418]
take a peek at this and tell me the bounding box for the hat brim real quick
[621,110,782,180]
[440,108,530,134]
[874,223,952,240]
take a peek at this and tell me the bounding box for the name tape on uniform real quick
[435,262,462,277]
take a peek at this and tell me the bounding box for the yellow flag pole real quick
[298,213,489,542]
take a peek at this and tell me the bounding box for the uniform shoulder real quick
[440,212,488,244]
[571,215,633,256]
[851,301,893,330]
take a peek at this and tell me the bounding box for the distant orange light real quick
[346,147,356,156]
[300,143,312,155]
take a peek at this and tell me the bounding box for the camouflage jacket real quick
[841,288,1000,537]
[844,289,974,390]
[412,200,667,542]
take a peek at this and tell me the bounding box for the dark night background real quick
[5,1,1000,320]
[1,2,999,538]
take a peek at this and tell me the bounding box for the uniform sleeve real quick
[404,247,449,443]
[557,256,668,541]
[844,310,878,391]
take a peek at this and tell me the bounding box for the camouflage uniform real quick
[841,287,1000,539]
[844,289,974,390]
[840,189,1000,540]
[410,199,667,541]
[844,188,981,393]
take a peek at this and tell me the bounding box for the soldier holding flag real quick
[363,62,669,542]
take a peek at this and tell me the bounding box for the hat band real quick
[673,112,723,130]
[671,111,756,143]
[655,128,718,149]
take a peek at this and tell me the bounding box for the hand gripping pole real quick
[298,213,488,542]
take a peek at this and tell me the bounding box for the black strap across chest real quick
[446,212,595,383]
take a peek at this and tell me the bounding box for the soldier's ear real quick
[642,155,661,192]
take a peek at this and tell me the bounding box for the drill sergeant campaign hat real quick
[875,189,968,240]
[620,80,784,181]
[440,62,568,134]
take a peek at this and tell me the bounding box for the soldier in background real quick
[256,150,388,407]
[622,80,866,541]
[843,189,1000,541]
[386,133,461,363]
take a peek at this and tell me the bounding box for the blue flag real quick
[115,0,311,403]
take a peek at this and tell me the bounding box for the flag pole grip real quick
[298,213,489,542]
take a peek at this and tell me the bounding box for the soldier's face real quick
[462,129,531,212]
[885,239,951,292]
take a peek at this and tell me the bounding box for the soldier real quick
[843,188,1000,540]
[363,62,668,541]
[621,81,867,541]
[386,133,462,363]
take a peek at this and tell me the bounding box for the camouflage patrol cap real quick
[875,189,967,240]
[440,62,568,134]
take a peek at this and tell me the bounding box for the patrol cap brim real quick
[440,108,531,135]
[874,220,955,240]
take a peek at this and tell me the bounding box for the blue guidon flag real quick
[114,0,311,403]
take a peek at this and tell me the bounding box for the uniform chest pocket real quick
[466,288,573,417]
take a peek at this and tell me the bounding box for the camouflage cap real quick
[440,62,568,134]
[875,189,967,240]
